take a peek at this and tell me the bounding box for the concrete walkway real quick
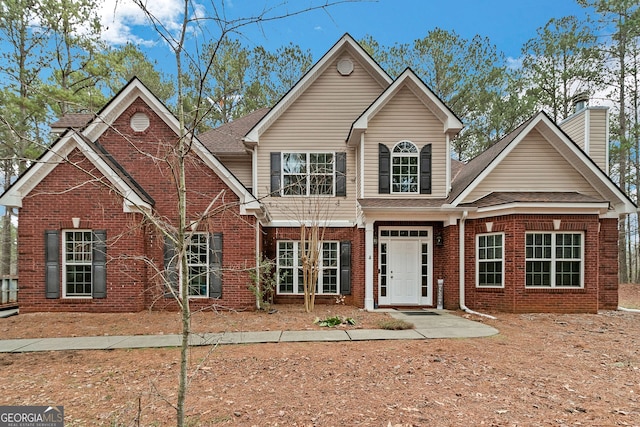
[0,310,499,353]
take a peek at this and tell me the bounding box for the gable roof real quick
[448,112,636,214]
[199,108,269,155]
[347,68,463,145]
[448,116,535,203]
[244,33,392,145]
[0,129,154,212]
[1,77,263,216]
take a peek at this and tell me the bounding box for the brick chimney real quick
[559,94,609,175]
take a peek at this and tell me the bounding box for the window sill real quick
[60,297,94,303]
[525,286,586,293]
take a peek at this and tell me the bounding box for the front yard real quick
[0,284,638,426]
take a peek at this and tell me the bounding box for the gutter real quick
[458,210,497,320]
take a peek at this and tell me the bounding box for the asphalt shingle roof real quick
[50,113,94,130]
[199,108,270,154]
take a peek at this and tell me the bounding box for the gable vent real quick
[337,58,354,76]
[130,112,150,132]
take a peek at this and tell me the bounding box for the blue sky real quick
[233,0,592,61]
[103,0,593,68]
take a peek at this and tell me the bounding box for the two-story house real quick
[1,34,635,313]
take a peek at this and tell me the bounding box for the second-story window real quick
[282,152,334,196]
[391,141,418,193]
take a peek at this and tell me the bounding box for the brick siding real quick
[18,98,257,312]
[463,214,615,313]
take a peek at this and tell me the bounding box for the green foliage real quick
[101,43,176,105]
[184,38,312,132]
[314,315,356,327]
[520,16,601,122]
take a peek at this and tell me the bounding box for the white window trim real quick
[62,229,93,299]
[391,140,419,194]
[276,240,340,295]
[185,232,209,298]
[525,231,585,289]
[281,152,336,197]
[476,232,505,288]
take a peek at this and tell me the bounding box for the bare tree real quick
[122,2,354,424]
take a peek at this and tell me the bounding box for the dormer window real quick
[379,142,431,195]
[392,141,418,193]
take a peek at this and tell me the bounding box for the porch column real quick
[364,222,374,311]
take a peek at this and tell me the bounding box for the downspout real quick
[255,220,261,310]
[459,210,497,320]
[618,306,640,313]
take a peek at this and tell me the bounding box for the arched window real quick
[392,141,418,193]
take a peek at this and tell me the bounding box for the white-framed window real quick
[277,240,339,294]
[476,233,504,288]
[186,233,209,297]
[391,141,418,193]
[282,152,334,196]
[63,230,93,297]
[525,232,583,288]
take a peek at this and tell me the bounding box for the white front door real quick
[378,227,432,306]
[389,240,420,304]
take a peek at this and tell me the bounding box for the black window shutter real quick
[270,152,281,196]
[45,230,60,299]
[335,152,347,196]
[163,235,178,298]
[420,144,432,194]
[378,144,390,194]
[209,232,223,298]
[92,230,107,298]
[339,241,351,295]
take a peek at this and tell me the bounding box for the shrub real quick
[378,319,414,330]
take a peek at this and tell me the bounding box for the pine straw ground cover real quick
[0,284,638,426]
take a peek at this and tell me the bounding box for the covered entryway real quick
[378,227,432,306]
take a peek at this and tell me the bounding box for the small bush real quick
[378,319,414,330]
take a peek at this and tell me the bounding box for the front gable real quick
[1,78,262,218]
[353,69,463,200]
[452,113,636,216]
[463,128,600,201]
[244,33,392,146]
[250,34,392,223]
[0,131,153,213]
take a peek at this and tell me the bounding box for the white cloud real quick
[506,56,523,70]
[98,0,186,46]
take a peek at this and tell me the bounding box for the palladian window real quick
[391,141,418,193]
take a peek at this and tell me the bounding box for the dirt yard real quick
[0,285,639,426]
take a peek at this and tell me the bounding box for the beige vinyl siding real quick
[587,108,608,172]
[218,156,252,188]
[560,112,585,150]
[256,55,386,222]
[464,129,601,202]
[559,108,608,173]
[362,86,448,198]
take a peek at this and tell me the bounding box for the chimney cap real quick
[573,92,589,113]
